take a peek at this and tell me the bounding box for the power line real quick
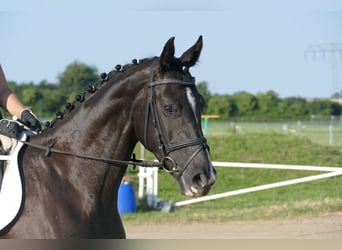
[305,43,342,98]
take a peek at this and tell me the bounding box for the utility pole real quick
[305,43,342,144]
[305,43,342,98]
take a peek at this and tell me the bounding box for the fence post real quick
[329,116,335,145]
[329,123,333,145]
[137,144,159,207]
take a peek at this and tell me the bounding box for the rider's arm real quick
[0,64,26,118]
[0,65,41,132]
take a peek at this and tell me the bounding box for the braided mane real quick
[43,57,152,131]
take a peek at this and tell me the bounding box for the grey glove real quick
[20,109,42,132]
[0,119,24,139]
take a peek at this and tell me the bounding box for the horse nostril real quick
[193,173,208,188]
[200,174,208,188]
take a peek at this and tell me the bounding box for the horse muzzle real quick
[178,166,217,198]
[160,141,217,198]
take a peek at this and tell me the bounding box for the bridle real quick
[21,58,209,175]
[143,58,209,176]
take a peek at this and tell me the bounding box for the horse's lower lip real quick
[190,186,199,194]
[184,191,195,197]
[184,187,204,197]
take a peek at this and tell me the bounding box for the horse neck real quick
[40,65,149,158]
[28,63,150,191]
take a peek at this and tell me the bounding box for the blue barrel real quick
[118,182,137,214]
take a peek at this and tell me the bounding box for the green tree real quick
[7,80,18,92]
[196,81,211,114]
[256,91,279,111]
[6,80,63,119]
[34,80,65,118]
[20,83,42,108]
[231,91,258,116]
[331,102,342,116]
[278,97,308,120]
[256,90,280,120]
[58,61,99,102]
[206,94,233,118]
[308,99,342,117]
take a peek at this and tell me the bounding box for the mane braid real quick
[42,57,154,132]
[42,75,108,131]
[106,57,152,81]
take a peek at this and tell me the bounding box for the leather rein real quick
[21,58,208,174]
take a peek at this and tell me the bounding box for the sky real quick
[1,0,342,98]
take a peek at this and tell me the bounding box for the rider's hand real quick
[20,109,42,132]
[0,119,23,139]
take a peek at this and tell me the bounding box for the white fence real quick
[138,162,342,208]
[138,167,159,207]
[175,162,342,207]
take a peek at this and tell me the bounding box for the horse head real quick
[135,36,216,197]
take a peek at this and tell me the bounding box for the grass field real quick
[204,120,342,146]
[121,131,342,224]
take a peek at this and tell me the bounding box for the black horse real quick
[1,36,216,238]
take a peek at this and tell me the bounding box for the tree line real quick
[197,82,342,121]
[4,61,342,122]
[7,61,99,120]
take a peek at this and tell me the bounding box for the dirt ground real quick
[124,212,342,239]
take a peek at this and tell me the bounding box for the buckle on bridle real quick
[161,156,179,173]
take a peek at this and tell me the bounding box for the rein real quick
[21,140,162,168]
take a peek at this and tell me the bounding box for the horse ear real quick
[159,37,175,71]
[180,35,203,67]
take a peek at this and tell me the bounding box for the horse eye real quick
[164,105,173,113]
